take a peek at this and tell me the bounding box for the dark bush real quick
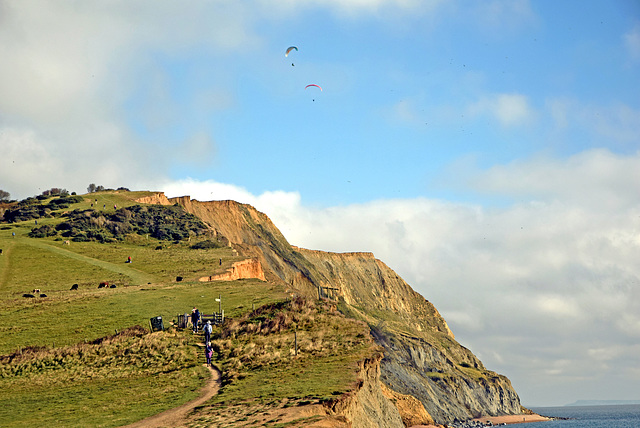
[28,225,57,238]
[191,240,223,250]
[2,195,83,223]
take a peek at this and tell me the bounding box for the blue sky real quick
[1,0,639,407]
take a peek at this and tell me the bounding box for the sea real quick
[525,404,640,428]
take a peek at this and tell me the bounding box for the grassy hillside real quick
[0,190,378,427]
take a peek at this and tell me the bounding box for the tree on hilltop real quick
[42,188,69,197]
[0,189,10,201]
[87,184,105,193]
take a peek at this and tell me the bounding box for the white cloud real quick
[468,93,535,127]
[180,148,638,405]
[534,295,580,319]
[459,149,640,210]
[624,23,640,62]
[263,0,438,15]
[547,98,640,146]
[468,0,537,35]
[0,1,261,200]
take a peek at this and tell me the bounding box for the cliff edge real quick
[157,194,524,425]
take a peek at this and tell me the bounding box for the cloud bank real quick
[161,148,640,406]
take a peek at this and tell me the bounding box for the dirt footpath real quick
[123,364,221,428]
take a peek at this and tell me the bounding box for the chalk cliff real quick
[153,194,523,425]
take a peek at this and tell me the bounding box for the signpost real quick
[149,315,164,332]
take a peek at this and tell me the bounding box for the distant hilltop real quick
[566,400,640,407]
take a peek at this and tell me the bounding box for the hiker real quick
[204,320,212,343]
[205,342,213,366]
[127,256,131,263]
[191,307,200,333]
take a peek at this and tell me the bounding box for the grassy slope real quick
[0,328,207,427]
[0,191,373,427]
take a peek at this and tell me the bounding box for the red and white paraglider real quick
[305,84,322,101]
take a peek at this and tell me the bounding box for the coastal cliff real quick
[199,258,266,282]
[157,194,524,425]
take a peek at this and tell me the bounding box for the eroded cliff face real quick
[134,192,172,205]
[375,331,521,423]
[167,196,330,295]
[199,258,266,282]
[296,248,454,338]
[325,353,406,428]
[156,194,524,425]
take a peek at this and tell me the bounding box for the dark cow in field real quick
[176,276,183,282]
[98,281,108,289]
[39,294,47,298]
[23,293,35,298]
[109,284,117,288]
[70,283,79,290]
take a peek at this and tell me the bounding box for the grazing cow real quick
[63,240,70,245]
[32,289,41,294]
[39,293,47,298]
[109,284,117,288]
[155,245,163,250]
[98,281,108,289]
[70,284,79,290]
[0,249,3,255]
[176,276,183,282]
[23,293,35,298]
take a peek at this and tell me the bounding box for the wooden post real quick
[294,330,298,356]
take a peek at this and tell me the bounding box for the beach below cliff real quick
[469,413,550,425]
[411,413,550,427]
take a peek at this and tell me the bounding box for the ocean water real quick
[526,404,640,428]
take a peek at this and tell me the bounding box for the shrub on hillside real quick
[50,204,209,243]
[190,240,224,250]
[2,195,83,223]
[28,224,57,238]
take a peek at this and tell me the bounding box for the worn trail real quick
[21,238,155,285]
[123,364,221,428]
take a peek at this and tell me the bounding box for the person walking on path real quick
[204,320,212,343]
[205,342,213,366]
[191,307,200,333]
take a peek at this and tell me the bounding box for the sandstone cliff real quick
[153,194,523,425]
[135,192,172,205]
[199,258,266,282]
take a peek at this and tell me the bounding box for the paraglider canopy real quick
[305,84,322,91]
[285,46,298,57]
